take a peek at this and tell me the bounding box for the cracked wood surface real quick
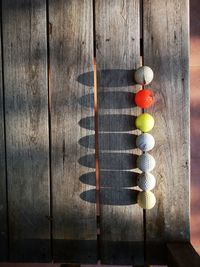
[2,0,51,261]
[143,0,190,263]
[49,0,97,263]
[95,0,144,265]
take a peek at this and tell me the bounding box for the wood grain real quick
[167,243,200,267]
[143,0,190,264]
[0,12,8,261]
[2,0,51,261]
[49,0,97,263]
[95,0,144,265]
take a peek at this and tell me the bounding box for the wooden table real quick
[0,0,199,266]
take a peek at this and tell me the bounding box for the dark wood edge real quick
[167,242,200,267]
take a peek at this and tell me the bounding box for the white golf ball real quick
[137,153,155,172]
[137,191,156,209]
[134,66,154,85]
[136,133,155,152]
[137,172,156,191]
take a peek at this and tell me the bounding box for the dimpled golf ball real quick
[137,153,155,172]
[137,172,156,191]
[134,66,154,85]
[137,191,156,209]
[136,133,155,152]
[135,113,155,132]
[135,89,154,109]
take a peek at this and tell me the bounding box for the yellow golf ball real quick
[137,191,156,209]
[135,113,155,132]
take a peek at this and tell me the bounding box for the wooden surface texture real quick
[49,0,97,263]
[95,0,143,264]
[0,0,190,264]
[143,0,190,263]
[2,0,51,262]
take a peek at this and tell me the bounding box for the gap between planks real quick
[0,0,9,260]
[46,0,54,261]
[93,0,101,261]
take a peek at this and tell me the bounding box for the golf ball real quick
[134,66,154,85]
[135,89,154,109]
[135,113,155,132]
[137,172,156,191]
[137,153,155,172]
[137,191,156,209]
[136,133,155,152]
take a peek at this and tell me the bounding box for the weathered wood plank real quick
[167,243,200,267]
[2,0,51,261]
[95,0,144,265]
[0,11,8,261]
[143,0,190,264]
[49,0,97,263]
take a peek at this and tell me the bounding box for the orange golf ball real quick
[135,89,154,109]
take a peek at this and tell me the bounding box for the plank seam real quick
[46,0,53,261]
[140,0,147,264]
[93,0,101,262]
[0,0,9,260]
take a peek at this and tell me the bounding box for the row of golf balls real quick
[134,66,156,210]
[136,134,156,209]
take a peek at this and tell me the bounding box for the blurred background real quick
[190,0,200,256]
